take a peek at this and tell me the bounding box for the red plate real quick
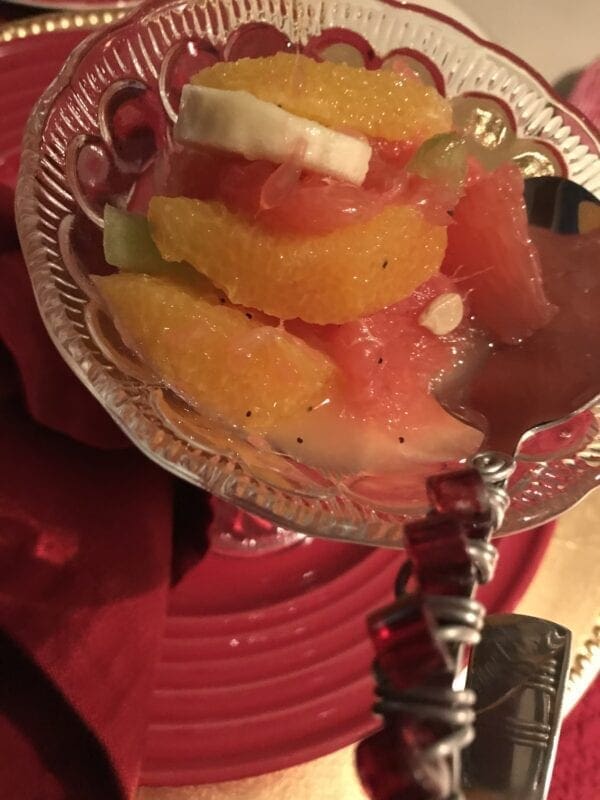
[0,27,555,787]
[0,30,91,186]
[140,530,553,784]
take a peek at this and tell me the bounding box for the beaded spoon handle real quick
[356,177,599,799]
[355,457,572,800]
[356,457,511,800]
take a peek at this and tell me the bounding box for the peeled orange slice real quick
[94,273,337,430]
[148,197,447,324]
[191,53,452,143]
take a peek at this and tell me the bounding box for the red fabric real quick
[0,184,175,797]
[0,248,128,449]
[549,678,600,799]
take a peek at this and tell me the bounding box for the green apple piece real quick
[103,204,195,280]
[409,132,468,191]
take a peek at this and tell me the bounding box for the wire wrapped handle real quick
[356,453,515,800]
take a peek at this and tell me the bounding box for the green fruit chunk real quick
[409,132,468,192]
[103,205,195,280]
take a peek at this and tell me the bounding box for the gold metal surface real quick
[138,748,367,800]
[518,487,600,716]
[0,8,126,42]
[1,11,598,798]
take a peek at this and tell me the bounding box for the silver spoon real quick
[423,177,598,798]
[438,175,600,466]
[464,613,571,800]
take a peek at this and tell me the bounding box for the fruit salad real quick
[94,52,556,473]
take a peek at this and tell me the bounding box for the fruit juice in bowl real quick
[16,0,600,549]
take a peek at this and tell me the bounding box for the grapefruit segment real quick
[207,133,466,239]
[284,274,483,467]
[148,196,447,324]
[215,159,407,235]
[442,163,556,343]
[276,275,483,472]
[94,273,337,431]
[290,274,472,412]
[160,136,464,237]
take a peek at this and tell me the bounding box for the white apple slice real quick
[175,84,372,186]
[269,397,483,474]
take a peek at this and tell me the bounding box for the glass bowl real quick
[16,0,600,546]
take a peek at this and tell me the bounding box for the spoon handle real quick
[356,454,516,800]
[464,613,571,800]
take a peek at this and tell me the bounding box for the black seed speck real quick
[398,436,405,443]
[219,297,226,304]
[382,259,388,269]
[378,356,384,364]
[297,437,304,444]
[245,312,253,319]
[246,410,252,418]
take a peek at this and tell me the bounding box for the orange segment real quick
[148,197,447,324]
[192,53,452,143]
[94,273,337,430]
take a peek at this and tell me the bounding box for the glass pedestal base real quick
[208,498,308,557]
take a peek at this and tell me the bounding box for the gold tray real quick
[0,7,126,42]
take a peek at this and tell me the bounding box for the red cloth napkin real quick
[0,186,177,797]
[570,58,600,131]
[549,678,600,800]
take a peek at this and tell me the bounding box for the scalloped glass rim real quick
[16,0,600,546]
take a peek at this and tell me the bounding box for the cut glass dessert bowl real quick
[16,0,600,547]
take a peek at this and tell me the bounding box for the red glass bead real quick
[356,719,450,800]
[357,728,426,800]
[368,595,450,690]
[426,468,490,517]
[404,513,474,595]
